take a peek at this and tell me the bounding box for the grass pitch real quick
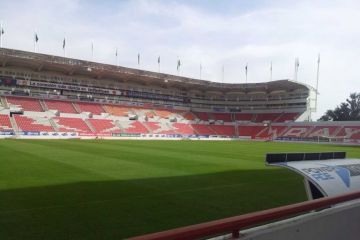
[1,140,360,239]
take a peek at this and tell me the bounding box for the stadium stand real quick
[212,113,233,122]
[14,115,54,132]
[87,119,120,134]
[54,117,93,133]
[255,113,281,122]
[44,100,77,113]
[0,114,13,131]
[172,123,195,135]
[76,102,104,115]
[104,105,132,117]
[7,96,43,112]
[191,124,216,135]
[0,48,359,143]
[194,112,210,121]
[121,121,149,134]
[336,126,360,140]
[210,125,236,136]
[235,113,254,121]
[238,125,266,138]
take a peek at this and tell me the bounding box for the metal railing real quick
[128,191,360,240]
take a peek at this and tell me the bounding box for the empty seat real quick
[191,124,216,135]
[88,119,119,133]
[14,115,54,132]
[77,102,104,115]
[0,115,13,131]
[7,97,43,112]
[123,121,149,134]
[45,100,77,113]
[54,117,92,133]
[210,125,236,136]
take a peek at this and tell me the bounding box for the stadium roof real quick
[0,48,310,94]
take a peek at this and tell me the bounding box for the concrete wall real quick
[212,200,360,240]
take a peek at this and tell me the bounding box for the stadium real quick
[0,48,359,142]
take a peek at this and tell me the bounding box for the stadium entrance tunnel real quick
[266,151,360,199]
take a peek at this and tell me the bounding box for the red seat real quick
[7,97,43,112]
[191,124,216,135]
[54,117,92,133]
[0,115,13,131]
[45,100,77,113]
[210,125,235,136]
[14,115,54,132]
[123,121,149,134]
[77,102,104,115]
[88,119,119,133]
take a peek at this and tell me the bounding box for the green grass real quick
[0,140,360,239]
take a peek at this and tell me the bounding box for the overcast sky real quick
[0,0,359,118]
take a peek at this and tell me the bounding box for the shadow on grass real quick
[0,169,306,240]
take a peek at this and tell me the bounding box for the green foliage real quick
[1,140,360,239]
[320,93,360,121]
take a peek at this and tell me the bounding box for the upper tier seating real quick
[210,125,236,136]
[54,117,92,133]
[275,113,299,122]
[104,105,132,116]
[0,115,13,131]
[191,124,216,135]
[212,113,232,122]
[122,121,149,134]
[255,113,281,122]
[87,119,119,133]
[45,100,77,113]
[235,113,253,121]
[76,102,104,115]
[7,97,43,112]
[14,115,54,132]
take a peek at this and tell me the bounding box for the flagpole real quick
[158,56,160,72]
[245,63,248,84]
[315,54,320,111]
[200,63,202,80]
[222,65,224,83]
[63,38,66,57]
[0,21,3,48]
[91,42,94,61]
[34,33,36,53]
[270,61,273,81]
[294,58,299,81]
[116,48,118,66]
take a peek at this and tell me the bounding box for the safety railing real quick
[128,191,360,240]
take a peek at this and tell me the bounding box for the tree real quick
[319,93,360,121]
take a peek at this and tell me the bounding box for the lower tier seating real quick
[0,114,13,131]
[54,117,93,133]
[14,115,54,132]
[88,119,119,133]
[210,125,236,136]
